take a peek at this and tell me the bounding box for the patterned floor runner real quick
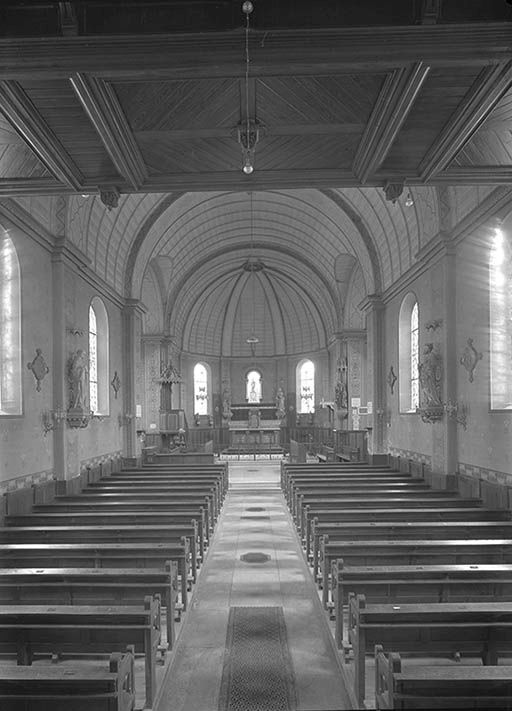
[218,606,297,711]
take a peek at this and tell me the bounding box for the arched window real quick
[246,370,262,403]
[490,225,512,410]
[193,362,209,415]
[297,359,315,413]
[89,297,109,415]
[399,293,420,413]
[0,233,22,415]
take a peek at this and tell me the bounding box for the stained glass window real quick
[89,297,109,416]
[88,305,98,413]
[194,363,208,415]
[490,226,512,410]
[410,302,419,410]
[0,234,22,415]
[246,370,262,403]
[299,360,315,413]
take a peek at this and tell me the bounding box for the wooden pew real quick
[285,477,428,507]
[0,541,187,622]
[332,561,512,643]
[292,488,465,523]
[0,564,177,652]
[0,598,159,708]
[320,537,512,608]
[309,520,512,579]
[302,507,509,559]
[32,503,209,557]
[89,479,223,515]
[375,645,512,710]
[0,649,135,711]
[55,490,217,531]
[349,595,512,708]
[0,525,193,609]
[7,511,205,568]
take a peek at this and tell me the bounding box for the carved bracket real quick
[460,338,482,383]
[425,319,443,332]
[387,366,397,394]
[383,180,404,204]
[27,349,49,392]
[100,186,120,210]
[111,371,121,398]
[445,400,468,430]
[417,405,444,424]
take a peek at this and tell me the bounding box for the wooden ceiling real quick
[0,2,511,203]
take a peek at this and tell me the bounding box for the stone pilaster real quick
[360,295,386,458]
[122,299,145,460]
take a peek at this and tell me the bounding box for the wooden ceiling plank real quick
[0,80,84,189]
[70,73,147,189]
[353,62,430,183]
[419,60,512,181]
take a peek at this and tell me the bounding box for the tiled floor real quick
[155,462,353,711]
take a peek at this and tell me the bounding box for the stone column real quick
[360,295,387,461]
[51,240,68,480]
[122,299,145,463]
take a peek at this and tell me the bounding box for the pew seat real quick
[348,594,512,707]
[0,564,177,650]
[0,598,159,708]
[375,646,512,710]
[0,650,135,711]
[332,561,512,642]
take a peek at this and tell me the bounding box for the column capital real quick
[123,298,146,316]
[359,294,385,313]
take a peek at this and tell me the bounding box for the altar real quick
[227,403,282,449]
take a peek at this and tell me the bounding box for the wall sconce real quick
[42,407,67,436]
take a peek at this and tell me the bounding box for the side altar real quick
[227,403,283,449]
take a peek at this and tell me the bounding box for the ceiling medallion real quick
[243,258,264,272]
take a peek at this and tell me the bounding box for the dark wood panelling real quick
[114,79,240,132]
[381,67,482,173]
[0,115,51,179]
[21,79,118,178]
[256,74,385,126]
[453,85,512,167]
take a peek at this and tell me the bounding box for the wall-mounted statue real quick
[418,343,443,409]
[275,387,286,419]
[334,356,348,415]
[222,386,232,422]
[68,349,88,410]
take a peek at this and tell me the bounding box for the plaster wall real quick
[0,223,54,491]
[384,264,439,465]
[455,234,512,478]
[60,264,124,478]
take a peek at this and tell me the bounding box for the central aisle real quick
[155,461,352,711]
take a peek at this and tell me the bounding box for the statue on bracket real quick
[69,349,88,409]
[275,387,286,419]
[334,356,348,418]
[418,342,444,423]
[67,349,91,427]
[221,385,232,423]
[27,348,49,392]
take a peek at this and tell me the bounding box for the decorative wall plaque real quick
[111,371,121,398]
[460,338,482,383]
[387,366,397,394]
[27,349,49,391]
[425,319,443,332]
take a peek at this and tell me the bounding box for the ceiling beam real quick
[70,73,147,189]
[353,62,430,183]
[419,60,512,181]
[0,80,84,190]
[0,178,72,196]
[0,25,510,79]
